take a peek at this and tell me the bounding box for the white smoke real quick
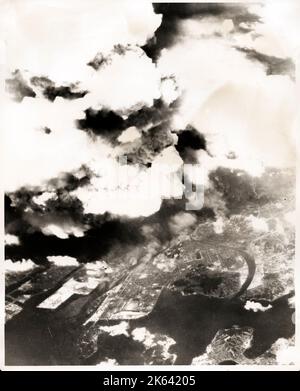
[158,7,298,176]
[81,47,162,112]
[255,1,300,57]
[3,96,112,192]
[71,147,183,218]
[191,76,297,172]
[2,1,298,240]
[3,1,186,224]
[168,212,197,235]
[3,0,161,84]
[5,234,20,246]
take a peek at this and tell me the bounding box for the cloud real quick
[71,146,183,218]
[5,258,36,272]
[158,37,267,125]
[100,322,130,337]
[257,1,300,57]
[30,76,88,101]
[3,1,297,254]
[232,48,295,79]
[4,0,161,84]
[143,3,260,60]
[5,234,20,246]
[3,96,112,192]
[157,20,297,175]
[80,47,162,112]
[246,215,269,233]
[118,127,141,144]
[77,108,127,142]
[168,212,197,235]
[191,76,297,171]
[244,301,272,312]
[175,126,207,163]
[5,70,36,101]
[47,255,79,266]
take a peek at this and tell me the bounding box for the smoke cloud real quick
[3,1,298,262]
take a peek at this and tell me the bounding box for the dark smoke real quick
[30,76,88,101]
[6,70,36,102]
[126,97,177,129]
[87,44,134,70]
[125,122,174,166]
[175,126,207,163]
[143,3,261,60]
[77,97,180,156]
[77,108,127,142]
[7,165,294,264]
[234,47,296,80]
[5,167,92,240]
[5,220,145,264]
[5,186,215,264]
[87,53,109,70]
[209,167,295,215]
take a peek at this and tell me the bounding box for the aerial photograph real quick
[2,1,298,367]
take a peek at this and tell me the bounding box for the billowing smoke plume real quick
[3,1,298,263]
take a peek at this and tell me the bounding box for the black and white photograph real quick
[1,0,299,369]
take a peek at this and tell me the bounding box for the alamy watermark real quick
[96,156,205,211]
